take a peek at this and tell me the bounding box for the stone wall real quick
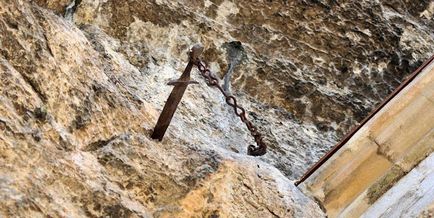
[362,153,434,218]
[300,59,434,217]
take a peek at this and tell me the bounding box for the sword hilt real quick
[189,44,204,62]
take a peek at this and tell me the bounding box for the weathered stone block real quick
[302,129,394,217]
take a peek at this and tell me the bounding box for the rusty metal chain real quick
[194,60,267,156]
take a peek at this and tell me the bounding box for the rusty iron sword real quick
[151,45,204,140]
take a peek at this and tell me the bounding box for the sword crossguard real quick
[167,79,199,86]
[151,44,205,141]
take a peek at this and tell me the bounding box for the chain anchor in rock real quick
[151,44,267,156]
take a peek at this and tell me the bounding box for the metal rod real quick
[151,45,204,141]
[295,54,434,186]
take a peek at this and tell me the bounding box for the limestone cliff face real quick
[0,1,323,217]
[34,0,434,178]
[0,0,433,217]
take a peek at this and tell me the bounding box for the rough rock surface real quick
[32,0,434,178]
[0,1,324,217]
[1,0,433,217]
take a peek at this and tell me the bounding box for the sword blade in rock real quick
[151,45,204,141]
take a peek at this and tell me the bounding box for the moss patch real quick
[367,165,405,204]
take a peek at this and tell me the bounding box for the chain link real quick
[194,60,267,156]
